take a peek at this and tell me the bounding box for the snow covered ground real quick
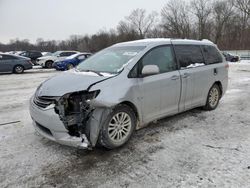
[0,62,250,187]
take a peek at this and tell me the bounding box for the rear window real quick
[174,45,205,69]
[201,45,222,64]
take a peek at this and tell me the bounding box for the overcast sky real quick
[0,0,167,44]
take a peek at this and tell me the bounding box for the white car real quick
[36,51,79,68]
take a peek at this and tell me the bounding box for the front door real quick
[138,45,181,122]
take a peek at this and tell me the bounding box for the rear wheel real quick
[13,65,24,74]
[45,61,53,68]
[204,84,221,111]
[98,104,136,149]
[67,63,74,70]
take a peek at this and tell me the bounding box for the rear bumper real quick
[29,96,89,149]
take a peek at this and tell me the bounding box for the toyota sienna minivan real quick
[29,38,228,149]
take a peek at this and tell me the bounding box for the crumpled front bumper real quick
[29,96,89,149]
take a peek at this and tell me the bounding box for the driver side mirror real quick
[141,65,160,77]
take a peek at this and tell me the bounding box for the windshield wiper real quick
[80,69,104,76]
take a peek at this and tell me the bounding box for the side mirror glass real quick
[141,65,160,77]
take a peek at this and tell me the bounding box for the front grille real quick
[33,96,53,108]
[36,122,53,136]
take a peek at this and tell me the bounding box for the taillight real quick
[28,60,33,65]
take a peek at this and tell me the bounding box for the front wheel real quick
[67,63,74,70]
[98,104,136,149]
[203,84,221,111]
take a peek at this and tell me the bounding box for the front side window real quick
[201,45,222,64]
[77,46,145,74]
[139,46,176,75]
[175,45,205,69]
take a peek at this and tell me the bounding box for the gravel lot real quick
[1,62,250,188]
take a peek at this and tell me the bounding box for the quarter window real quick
[201,45,222,64]
[140,46,176,75]
[175,45,205,69]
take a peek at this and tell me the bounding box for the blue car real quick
[53,53,92,70]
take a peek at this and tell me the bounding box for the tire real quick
[13,65,24,74]
[203,84,221,111]
[98,104,136,149]
[45,61,53,69]
[67,63,74,70]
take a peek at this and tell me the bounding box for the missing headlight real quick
[54,90,100,137]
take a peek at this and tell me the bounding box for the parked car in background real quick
[222,52,240,62]
[36,51,79,68]
[53,53,92,70]
[30,38,228,149]
[0,53,33,74]
[41,52,52,56]
[19,51,43,65]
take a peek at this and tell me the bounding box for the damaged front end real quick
[54,90,101,148]
[31,88,109,149]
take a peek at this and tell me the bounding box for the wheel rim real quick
[209,87,219,107]
[47,62,52,68]
[15,66,23,73]
[68,64,73,69]
[108,112,132,143]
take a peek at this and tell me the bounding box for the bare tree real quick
[161,0,191,38]
[232,0,250,48]
[125,8,158,38]
[233,0,250,16]
[191,0,212,40]
[212,0,234,44]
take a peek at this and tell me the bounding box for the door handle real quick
[182,73,190,78]
[214,68,218,75]
[171,75,180,80]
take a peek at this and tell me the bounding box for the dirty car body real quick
[29,38,228,149]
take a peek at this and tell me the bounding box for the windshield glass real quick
[51,51,61,56]
[77,46,145,74]
[66,53,80,59]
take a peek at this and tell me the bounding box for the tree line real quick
[0,0,249,53]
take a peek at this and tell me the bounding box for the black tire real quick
[13,65,24,74]
[45,61,53,68]
[67,63,74,70]
[203,84,221,111]
[98,104,136,149]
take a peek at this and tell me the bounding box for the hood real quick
[37,70,109,97]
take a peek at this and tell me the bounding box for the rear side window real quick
[201,45,222,64]
[174,45,205,69]
[78,55,86,60]
[60,52,76,57]
[0,55,18,60]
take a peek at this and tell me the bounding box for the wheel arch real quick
[214,81,223,98]
[119,101,139,122]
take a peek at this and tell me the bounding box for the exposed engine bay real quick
[54,90,100,144]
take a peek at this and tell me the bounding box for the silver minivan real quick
[29,39,228,149]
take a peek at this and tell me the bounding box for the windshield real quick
[66,53,80,59]
[77,46,145,74]
[51,51,61,56]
